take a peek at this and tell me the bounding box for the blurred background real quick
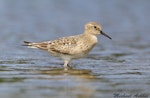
[0,0,150,98]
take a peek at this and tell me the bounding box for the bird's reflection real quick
[27,66,97,98]
[37,67,95,79]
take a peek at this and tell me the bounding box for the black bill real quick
[101,31,112,39]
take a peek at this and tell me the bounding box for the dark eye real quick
[94,26,97,29]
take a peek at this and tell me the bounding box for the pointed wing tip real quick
[22,41,31,46]
[23,41,31,44]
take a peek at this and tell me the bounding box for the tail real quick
[23,41,48,50]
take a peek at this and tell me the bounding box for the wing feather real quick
[48,36,78,55]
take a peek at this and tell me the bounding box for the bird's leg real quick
[64,60,70,71]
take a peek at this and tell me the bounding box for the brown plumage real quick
[23,22,112,71]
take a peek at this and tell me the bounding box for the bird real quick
[23,22,112,71]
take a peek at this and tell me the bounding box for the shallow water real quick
[0,0,150,98]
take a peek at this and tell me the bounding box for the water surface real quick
[0,0,150,98]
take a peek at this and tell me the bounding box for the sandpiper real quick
[23,22,112,71]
